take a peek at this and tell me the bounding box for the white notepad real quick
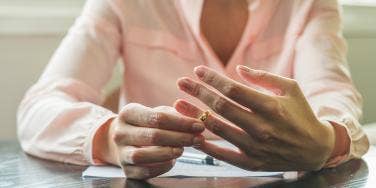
[82,140,297,179]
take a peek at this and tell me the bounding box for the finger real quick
[177,77,265,135]
[194,65,275,112]
[123,160,175,179]
[174,99,223,139]
[195,141,264,171]
[120,146,183,165]
[173,99,202,118]
[119,103,205,133]
[175,100,291,160]
[174,99,256,150]
[114,124,204,147]
[236,65,297,95]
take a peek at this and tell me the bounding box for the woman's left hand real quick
[175,65,335,171]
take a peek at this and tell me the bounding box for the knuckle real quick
[141,129,155,143]
[113,133,121,144]
[178,135,193,146]
[256,128,273,142]
[212,96,227,114]
[129,150,142,164]
[264,99,278,111]
[203,72,216,84]
[165,147,175,158]
[113,128,123,144]
[149,130,161,144]
[287,79,299,91]
[223,84,241,98]
[148,112,167,128]
[119,103,143,121]
[121,103,138,114]
[260,132,271,142]
[264,99,284,117]
[192,84,201,97]
[207,121,222,135]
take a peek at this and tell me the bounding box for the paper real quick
[83,141,294,178]
[83,162,284,178]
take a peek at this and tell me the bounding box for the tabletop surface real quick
[0,141,375,188]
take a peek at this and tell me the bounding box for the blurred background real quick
[0,0,375,140]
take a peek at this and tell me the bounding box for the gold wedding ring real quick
[198,111,210,122]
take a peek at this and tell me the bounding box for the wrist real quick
[316,120,336,167]
[325,121,351,166]
[93,117,119,165]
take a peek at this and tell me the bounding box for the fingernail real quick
[194,66,206,78]
[193,136,204,145]
[192,123,205,132]
[238,65,250,72]
[178,78,194,93]
[177,100,189,110]
[238,66,259,76]
[173,148,183,156]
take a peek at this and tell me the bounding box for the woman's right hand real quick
[98,103,205,179]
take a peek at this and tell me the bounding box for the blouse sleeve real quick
[294,0,369,167]
[17,0,122,165]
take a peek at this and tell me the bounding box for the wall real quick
[0,1,375,140]
[343,5,376,124]
[0,1,75,140]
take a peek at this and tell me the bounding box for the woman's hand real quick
[175,65,335,171]
[96,103,205,179]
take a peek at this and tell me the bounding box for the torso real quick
[119,0,295,108]
[200,0,249,66]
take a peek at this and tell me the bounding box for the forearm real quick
[17,79,117,165]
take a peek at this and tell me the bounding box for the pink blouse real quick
[17,0,369,166]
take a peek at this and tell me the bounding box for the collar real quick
[177,0,281,40]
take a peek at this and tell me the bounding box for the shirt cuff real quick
[83,107,117,165]
[321,118,351,168]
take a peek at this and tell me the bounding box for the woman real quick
[17,0,369,179]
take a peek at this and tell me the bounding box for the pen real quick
[177,152,220,166]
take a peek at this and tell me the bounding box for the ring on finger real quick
[198,111,210,122]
